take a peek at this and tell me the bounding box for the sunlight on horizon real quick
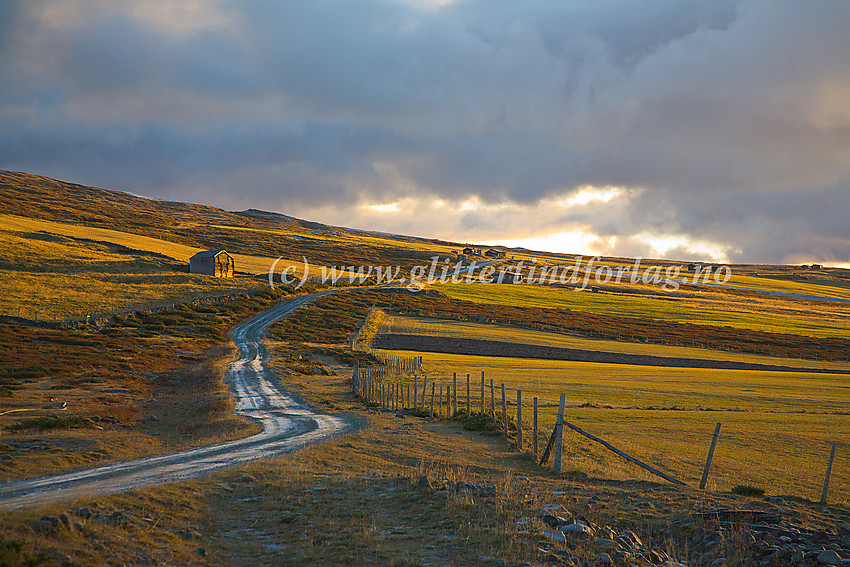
[492,231,609,256]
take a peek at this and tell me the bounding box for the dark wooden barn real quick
[189,250,234,278]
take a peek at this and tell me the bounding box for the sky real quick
[1,1,849,265]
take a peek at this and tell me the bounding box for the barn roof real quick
[190,249,231,259]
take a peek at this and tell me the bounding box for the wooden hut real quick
[189,250,234,277]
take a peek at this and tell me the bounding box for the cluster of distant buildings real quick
[461,246,504,259]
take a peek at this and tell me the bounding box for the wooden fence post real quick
[439,386,444,418]
[501,383,508,438]
[516,389,523,451]
[533,396,538,461]
[700,423,722,490]
[821,442,837,504]
[421,375,427,410]
[489,378,495,416]
[466,373,471,415]
[553,393,566,476]
[452,373,457,415]
[480,372,485,413]
[430,382,435,417]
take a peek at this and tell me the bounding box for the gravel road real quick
[0,291,355,510]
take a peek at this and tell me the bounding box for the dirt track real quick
[0,291,356,510]
[374,333,847,373]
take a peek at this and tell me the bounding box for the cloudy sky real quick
[2,1,849,265]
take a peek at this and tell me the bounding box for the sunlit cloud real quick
[557,186,623,207]
[633,233,732,263]
[365,203,401,212]
[459,198,479,212]
[285,187,747,262]
[493,231,606,256]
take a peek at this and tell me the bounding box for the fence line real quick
[350,366,841,503]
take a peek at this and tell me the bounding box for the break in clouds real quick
[1,1,849,264]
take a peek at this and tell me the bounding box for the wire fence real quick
[351,367,844,505]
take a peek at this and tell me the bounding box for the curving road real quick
[0,291,355,510]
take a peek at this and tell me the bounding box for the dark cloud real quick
[0,0,848,263]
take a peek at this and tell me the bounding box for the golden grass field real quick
[6,171,849,565]
[432,280,850,339]
[378,314,850,372]
[370,315,850,504]
[0,214,357,320]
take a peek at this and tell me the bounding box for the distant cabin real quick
[189,250,234,278]
[484,248,505,259]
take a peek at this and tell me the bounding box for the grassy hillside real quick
[0,170,848,566]
[0,214,253,321]
[434,281,850,340]
[0,170,461,271]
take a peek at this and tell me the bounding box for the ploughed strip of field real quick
[374,334,848,373]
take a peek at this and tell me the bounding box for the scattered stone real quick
[595,538,618,550]
[27,515,61,534]
[417,475,431,490]
[177,527,201,540]
[618,529,642,548]
[542,529,566,544]
[818,550,843,566]
[562,523,593,537]
[542,514,569,529]
[597,551,613,565]
[280,511,298,524]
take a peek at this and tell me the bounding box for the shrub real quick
[731,485,765,497]
[7,415,87,431]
